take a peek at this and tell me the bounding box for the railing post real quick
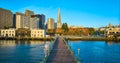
[78,48,80,63]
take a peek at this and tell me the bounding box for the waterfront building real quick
[99,27,106,31]
[25,10,34,16]
[54,22,57,29]
[13,14,16,28]
[31,14,45,29]
[104,24,120,37]
[45,22,47,29]
[15,10,45,29]
[0,28,16,37]
[57,8,62,28]
[15,12,30,29]
[0,8,13,29]
[105,27,120,37]
[30,16,39,29]
[15,10,35,29]
[30,29,45,38]
[39,14,45,29]
[47,18,55,29]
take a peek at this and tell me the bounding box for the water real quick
[69,41,120,63]
[0,40,53,63]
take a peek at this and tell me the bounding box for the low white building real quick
[30,29,45,38]
[105,27,120,37]
[0,29,16,37]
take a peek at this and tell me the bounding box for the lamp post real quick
[78,48,80,63]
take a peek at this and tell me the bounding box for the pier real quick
[45,37,77,63]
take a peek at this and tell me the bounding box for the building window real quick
[12,31,14,33]
[9,34,11,36]
[41,31,42,33]
[41,35,43,37]
[12,34,14,36]
[34,35,36,37]
[109,28,112,30]
[3,31,5,33]
[116,32,118,34]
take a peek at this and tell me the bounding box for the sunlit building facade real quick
[0,28,16,37]
[25,10,34,16]
[47,18,54,29]
[57,8,62,28]
[30,16,39,29]
[105,27,120,37]
[0,8,13,29]
[15,12,30,29]
[30,29,45,38]
[104,24,120,37]
[32,14,45,29]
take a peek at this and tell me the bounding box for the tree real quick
[16,28,30,37]
[99,30,104,34]
[62,23,69,32]
[88,28,95,35]
[79,30,83,36]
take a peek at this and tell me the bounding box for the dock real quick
[45,37,77,63]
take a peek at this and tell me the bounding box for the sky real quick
[0,0,120,28]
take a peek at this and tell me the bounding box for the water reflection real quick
[44,42,53,58]
[0,40,16,46]
[0,40,46,46]
[106,41,120,45]
[0,40,53,63]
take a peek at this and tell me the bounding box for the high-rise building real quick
[13,14,16,28]
[40,14,45,29]
[25,10,34,16]
[0,8,13,29]
[30,16,39,29]
[57,8,62,28]
[54,23,57,29]
[15,10,35,29]
[47,18,54,29]
[32,14,45,29]
[15,10,45,29]
[15,12,24,29]
[15,12,30,29]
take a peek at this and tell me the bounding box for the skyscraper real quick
[47,18,54,29]
[15,12,31,29]
[57,8,62,28]
[15,10,35,29]
[32,14,45,29]
[30,15,39,29]
[25,10,34,16]
[0,8,13,29]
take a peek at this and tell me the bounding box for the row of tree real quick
[47,23,105,36]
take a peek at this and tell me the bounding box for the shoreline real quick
[65,37,120,42]
[0,37,120,42]
[0,37,55,41]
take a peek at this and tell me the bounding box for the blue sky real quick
[0,0,119,27]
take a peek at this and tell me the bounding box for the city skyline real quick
[0,0,119,28]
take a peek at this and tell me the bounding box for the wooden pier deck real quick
[46,37,76,63]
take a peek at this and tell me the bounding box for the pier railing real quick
[62,37,80,63]
[42,37,57,63]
